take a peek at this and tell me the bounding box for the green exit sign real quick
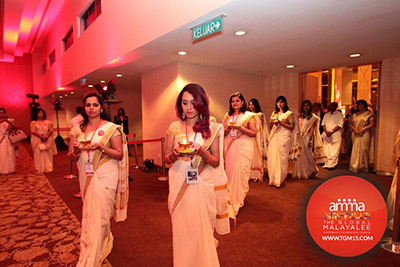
[192,15,224,43]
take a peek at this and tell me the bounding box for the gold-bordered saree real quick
[387,129,400,230]
[267,110,300,187]
[293,114,323,179]
[250,112,268,181]
[167,121,232,267]
[73,122,129,267]
[223,111,255,215]
[349,110,374,173]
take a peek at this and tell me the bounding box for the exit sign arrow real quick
[192,15,224,43]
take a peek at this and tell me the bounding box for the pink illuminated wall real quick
[31,0,233,96]
[0,54,34,134]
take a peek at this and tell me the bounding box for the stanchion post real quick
[157,137,168,181]
[392,158,400,243]
[64,161,77,179]
[133,135,140,169]
[161,137,166,177]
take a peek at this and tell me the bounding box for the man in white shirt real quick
[321,102,344,169]
[69,106,83,198]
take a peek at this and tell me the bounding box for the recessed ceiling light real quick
[178,51,187,56]
[116,74,122,77]
[100,80,106,83]
[70,91,74,94]
[349,53,361,58]
[65,94,68,96]
[59,96,63,98]
[234,30,246,36]
[88,84,93,88]
[286,64,295,69]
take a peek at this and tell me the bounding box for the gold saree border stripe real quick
[216,213,229,219]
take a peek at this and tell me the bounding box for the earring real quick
[182,113,186,119]
[200,114,203,120]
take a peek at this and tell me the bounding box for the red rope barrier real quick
[127,138,162,145]
[126,134,136,138]
[53,128,70,132]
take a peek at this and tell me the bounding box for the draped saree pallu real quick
[386,129,400,230]
[293,114,323,179]
[0,121,15,174]
[250,112,269,182]
[73,122,129,267]
[349,110,375,173]
[168,121,230,267]
[224,111,255,215]
[267,110,300,187]
[212,124,234,234]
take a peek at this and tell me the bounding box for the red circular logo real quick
[98,130,104,136]
[306,175,387,257]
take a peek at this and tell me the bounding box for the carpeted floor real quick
[0,144,81,266]
[2,142,400,266]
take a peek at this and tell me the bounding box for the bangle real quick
[72,151,80,157]
[168,153,175,163]
[199,146,205,156]
[204,154,213,164]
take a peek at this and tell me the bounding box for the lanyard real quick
[185,121,198,168]
[84,121,101,162]
[185,121,198,145]
[231,114,240,123]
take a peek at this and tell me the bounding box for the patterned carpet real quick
[0,144,82,266]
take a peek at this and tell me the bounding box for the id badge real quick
[186,168,199,184]
[230,129,238,138]
[85,162,94,176]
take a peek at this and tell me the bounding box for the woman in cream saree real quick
[293,100,323,179]
[224,92,257,215]
[248,98,269,182]
[387,129,400,230]
[165,84,231,267]
[69,93,129,267]
[0,108,15,174]
[268,96,299,187]
[30,109,56,173]
[349,100,375,173]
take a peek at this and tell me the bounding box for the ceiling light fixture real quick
[286,65,295,69]
[349,53,361,58]
[178,51,187,56]
[234,30,246,36]
[88,85,94,88]
[70,91,74,94]
[100,80,106,83]
[59,96,63,98]
[116,74,122,77]
[65,94,68,96]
